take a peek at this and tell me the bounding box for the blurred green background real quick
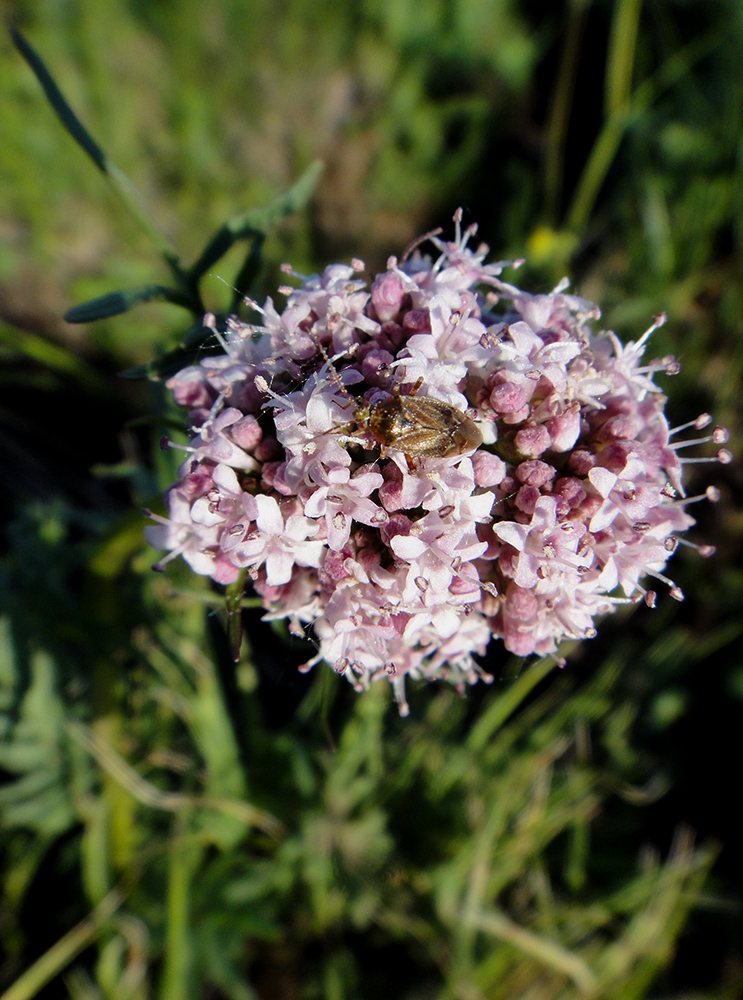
[1,1,742,998]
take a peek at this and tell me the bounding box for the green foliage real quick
[0,563,719,999]
[0,625,86,841]
[0,0,539,365]
[2,0,742,997]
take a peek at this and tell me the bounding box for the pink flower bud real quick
[371,271,406,322]
[516,460,555,487]
[515,424,551,457]
[402,308,431,333]
[229,415,263,450]
[490,381,528,414]
[472,451,506,487]
[546,403,581,451]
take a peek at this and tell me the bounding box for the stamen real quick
[298,653,322,674]
[636,357,679,377]
[143,511,198,570]
[340,665,364,692]
[667,487,719,508]
[202,312,231,355]
[240,294,262,313]
[671,413,713,435]
[162,437,197,455]
[391,675,410,717]
[453,205,463,233]
[151,545,189,571]
[197,392,227,436]
[460,222,479,251]
[646,569,684,601]
[595,594,638,608]
[677,450,732,466]
[142,507,170,526]
[676,536,716,558]
[641,312,667,345]
[668,427,728,451]
[255,375,290,405]
[279,262,309,284]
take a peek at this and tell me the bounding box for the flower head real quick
[148,211,726,712]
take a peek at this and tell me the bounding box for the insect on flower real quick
[149,211,729,709]
[309,333,483,465]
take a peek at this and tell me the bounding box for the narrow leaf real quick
[236,158,324,231]
[64,285,194,323]
[188,226,262,284]
[10,29,106,172]
[11,30,184,277]
[187,160,323,282]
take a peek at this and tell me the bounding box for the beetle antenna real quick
[306,330,356,405]
[401,227,443,263]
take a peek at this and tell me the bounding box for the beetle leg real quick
[391,375,424,398]
[333,419,358,435]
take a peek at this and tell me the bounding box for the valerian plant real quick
[146,212,730,714]
[6,15,738,1000]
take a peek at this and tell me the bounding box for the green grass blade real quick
[0,890,122,1000]
[10,29,184,280]
[605,0,643,117]
[567,31,718,233]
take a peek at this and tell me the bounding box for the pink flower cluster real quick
[146,214,728,713]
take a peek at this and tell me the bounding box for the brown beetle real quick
[312,336,482,464]
[355,389,482,461]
